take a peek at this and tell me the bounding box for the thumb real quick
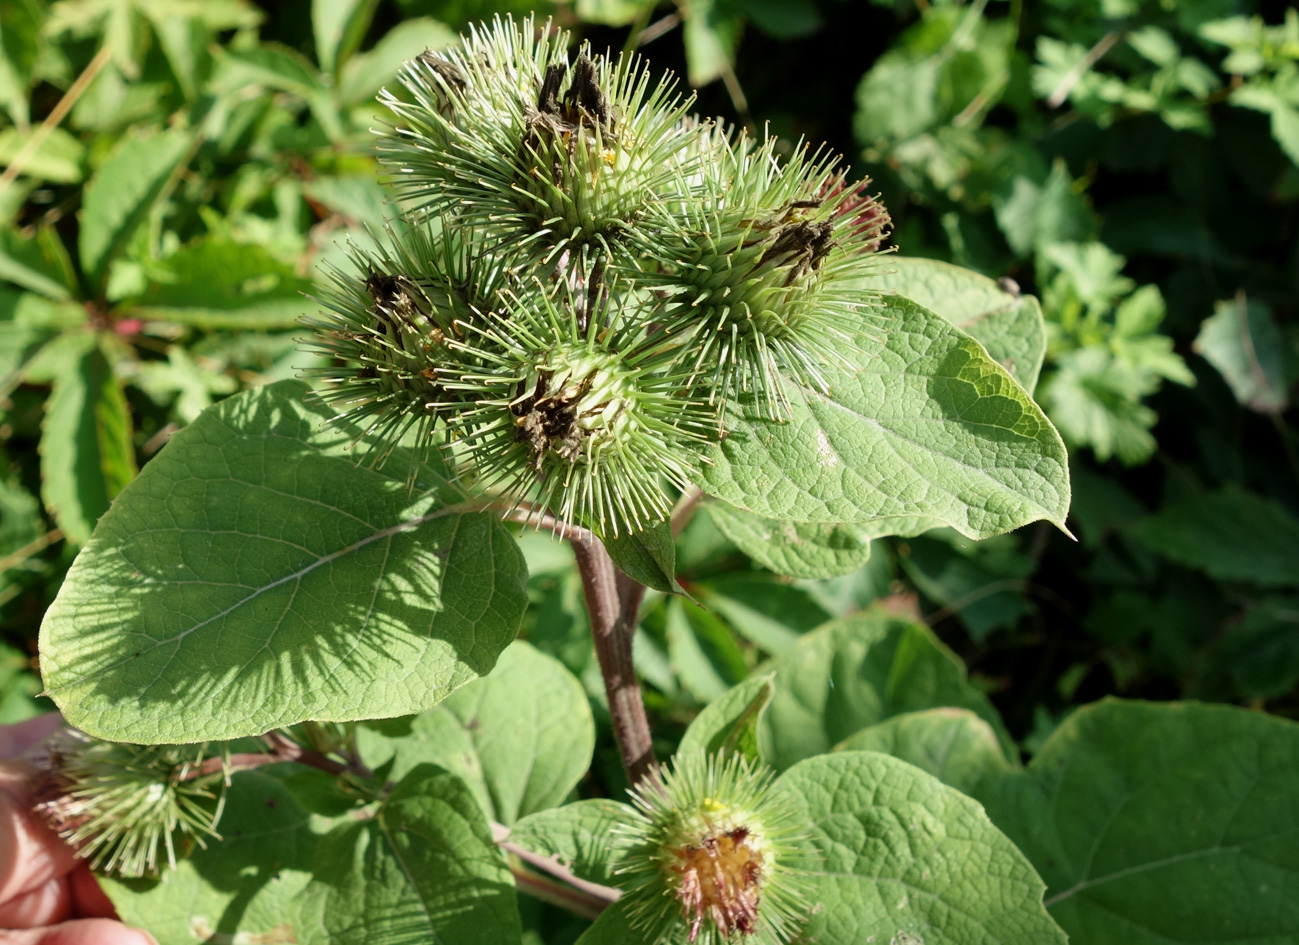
[0,919,158,945]
[0,767,78,906]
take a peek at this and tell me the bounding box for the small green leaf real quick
[695,574,829,654]
[312,0,379,75]
[358,641,593,825]
[865,256,1049,392]
[216,44,326,98]
[39,335,136,546]
[507,799,633,885]
[604,519,682,594]
[681,0,739,87]
[296,764,522,945]
[700,296,1070,540]
[759,610,1015,770]
[977,700,1299,945]
[1194,295,1289,413]
[781,751,1066,944]
[339,17,457,105]
[102,771,319,945]
[79,128,192,291]
[835,708,1015,795]
[1133,486,1299,587]
[0,226,75,299]
[706,501,872,580]
[137,236,313,329]
[678,672,774,762]
[0,125,84,183]
[39,380,528,743]
[575,0,650,27]
[666,597,749,703]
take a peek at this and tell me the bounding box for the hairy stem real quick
[571,530,658,788]
[504,505,659,788]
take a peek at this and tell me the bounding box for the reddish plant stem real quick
[569,531,658,789]
[504,505,659,788]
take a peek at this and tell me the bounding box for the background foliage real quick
[1,0,1297,942]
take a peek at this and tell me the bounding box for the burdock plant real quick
[302,16,894,537]
[38,15,1073,945]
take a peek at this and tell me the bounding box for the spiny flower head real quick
[301,16,891,537]
[31,731,227,878]
[642,130,892,419]
[615,752,813,945]
[378,15,703,268]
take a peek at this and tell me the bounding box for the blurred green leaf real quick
[1134,486,1299,587]
[79,128,192,291]
[695,574,828,654]
[312,0,379,75]
[681,0,739,88]
[39,335,136,546]
[0,227,76,299]
[338,17,456,106]
[665,596,749,703]
[137,236,312,329]
[1194,295,1289,413]
[0,126,84,183]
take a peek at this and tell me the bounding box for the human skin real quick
[0,714,156,945]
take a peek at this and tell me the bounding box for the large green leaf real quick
[137,237,313,329]
[294,764,522,945]
[79,128,192,291]
[700,296,1070,540]
[977,700,1299,945]
[104,771,319,945]
[1133,486,1299,586]
[39,380,528,743]
[706,500,872,580]
[864,256,1048,392]
[357,641,594,825]
[758,610,1015,770]
[506,799,632,885]
[781,752,1066,945]
[836,707,1014,796]
[39,335,137,546]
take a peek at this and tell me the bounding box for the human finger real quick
[0,876,71,928]
[0,717,63,762]
[0,919,157,945]
[66,868,116,920]
[0,775,77,906]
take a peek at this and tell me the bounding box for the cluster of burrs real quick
[302,15,890,537]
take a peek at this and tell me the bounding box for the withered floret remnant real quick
[615,753,814,945]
